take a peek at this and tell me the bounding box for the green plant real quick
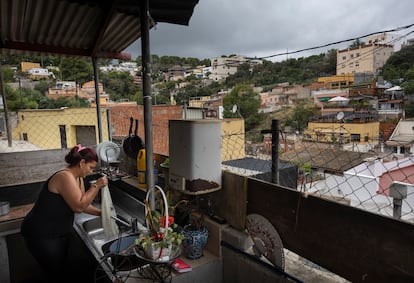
[135,200,184,250]
[186,211,205,230]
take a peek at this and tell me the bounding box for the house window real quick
[351,134,360,142]
[342,56,346,60]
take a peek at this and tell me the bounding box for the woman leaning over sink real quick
[21,144,108,283]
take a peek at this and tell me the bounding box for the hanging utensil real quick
[123,117,134,158]
[129,119,145,159]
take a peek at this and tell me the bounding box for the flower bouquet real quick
[134,186,184,262]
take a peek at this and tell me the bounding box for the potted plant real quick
[181,211,208,259]
[134,186,184,261]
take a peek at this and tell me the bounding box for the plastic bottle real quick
[137,148,146,189]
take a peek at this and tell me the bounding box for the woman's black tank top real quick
[21,170,75,238]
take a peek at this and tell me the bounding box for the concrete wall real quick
[0,149,67,186]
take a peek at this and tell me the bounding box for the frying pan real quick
[129,119,144,159]
[122,117,134,158]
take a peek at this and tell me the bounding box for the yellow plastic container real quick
[137,148,146,189]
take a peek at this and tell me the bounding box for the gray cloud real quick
[125,0,414,61]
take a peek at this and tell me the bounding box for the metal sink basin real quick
[82,217,105,237]
[82,214,131,236]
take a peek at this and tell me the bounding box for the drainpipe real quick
[92,57,103,143]
[389,181,408,219]
[140,0,155,207]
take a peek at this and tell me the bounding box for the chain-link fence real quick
[1,109,413,224]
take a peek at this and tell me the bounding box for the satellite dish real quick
[336,111,344,121]
[231,104,237,113]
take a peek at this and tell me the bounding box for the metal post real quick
[271,119,279,184]
[392,199,403,220]
[389,181,408,220]
[106,108,112,141]
[0,60,12,147]
[140,0,155,206]
[92,57,103,143]
[19,77,23,108]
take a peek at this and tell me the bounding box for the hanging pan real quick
[122,117,134,158]
[129,119,145,159]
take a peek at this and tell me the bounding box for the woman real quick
[21,144,108,282]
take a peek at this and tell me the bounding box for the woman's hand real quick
[94,176,108,189]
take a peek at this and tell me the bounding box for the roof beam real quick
[3,40,130,60]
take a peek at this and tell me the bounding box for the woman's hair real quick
[65,144,98,167]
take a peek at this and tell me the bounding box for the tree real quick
[100,71,140,102]
[34,81,52,96]
[404,102,414,118]
[1,66,16,82]
[285,103,319,132]
[222,84,263,130]
[349,39,365,48]
[59,57,93,85]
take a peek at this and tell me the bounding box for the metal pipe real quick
[0,60,12,147]
[140,0,155,207]
[271,119,279,184]
[106,108,112,141]
[92,57,103,143]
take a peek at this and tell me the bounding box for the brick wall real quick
[110,105,183,156]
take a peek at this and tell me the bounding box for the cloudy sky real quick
[125,0,414,61]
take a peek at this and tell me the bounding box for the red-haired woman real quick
[21,144,108,282]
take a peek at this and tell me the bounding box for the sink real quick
[82,214,131,236]
[82,217,105,236]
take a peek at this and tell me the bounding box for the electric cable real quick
[251,22,414,60]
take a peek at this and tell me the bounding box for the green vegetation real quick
[382,44,414,117]
[222,84,264,131]
[2,44,413,127]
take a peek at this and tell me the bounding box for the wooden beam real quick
[246,178,414,283]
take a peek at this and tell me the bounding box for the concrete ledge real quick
[221,225,251,251]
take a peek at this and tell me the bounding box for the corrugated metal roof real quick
[0,0,199,59]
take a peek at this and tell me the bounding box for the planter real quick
[182,225,208,259]
[145,242,172,260]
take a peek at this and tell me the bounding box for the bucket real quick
[137,148,146,189]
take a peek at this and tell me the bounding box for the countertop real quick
[0,203,33,234]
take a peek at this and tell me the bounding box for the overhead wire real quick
[246,22,414,61]
[335,29,414,72]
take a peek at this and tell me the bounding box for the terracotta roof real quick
[280,144,375,173]
[0,0,199,59]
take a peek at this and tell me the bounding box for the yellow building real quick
[221,119,245,161]
[337,44,393,75]
[304,121,380,144]
[317,74,354,89]
[13,108,109,149]
[21,62,40,72]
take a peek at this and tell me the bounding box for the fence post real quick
[271,119,279,185]
[389,181,408,219]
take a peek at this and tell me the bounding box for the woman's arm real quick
[53,171,107,213]
[84,204,101,216]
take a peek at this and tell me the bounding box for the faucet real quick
[110,216,139,234]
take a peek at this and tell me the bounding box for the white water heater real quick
[169,119,222,191]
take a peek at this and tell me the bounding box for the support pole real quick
[92,57,103,143]
[271,119,279,184]
[140,0,155,206]
[0,61,12,147]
